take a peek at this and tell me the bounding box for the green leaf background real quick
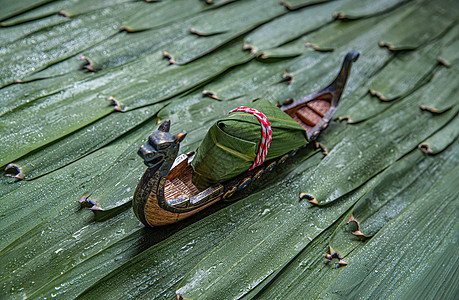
[0,0,458,299]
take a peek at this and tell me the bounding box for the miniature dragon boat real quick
[133,50,359,226]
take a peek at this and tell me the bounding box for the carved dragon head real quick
[138,120,187,168]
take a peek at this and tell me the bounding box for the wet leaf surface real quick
[1,0,458,298]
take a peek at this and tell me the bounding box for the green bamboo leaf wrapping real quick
[189,0,286,36]
[320,164,459,299]
[333,0,410,20]
[243,0,342,53]
[337,91,389,124]
[1,0,458,298]
[258,38,315,59]
[191,99,307,187]
[80,20,193,71]
[299,68,459,205]
[176,175,380,299]
[78,124,157,212]
[328,142,459,261]
[58,0,136,18]
[201,59,290,100]
[437,24,459,67]
[379,0,457,50]
[0,1,68,26]
[251,140,459,299]
[0,15,68,45]
[0,5,125,87]
[21,55,86,81]
[161,97,262,151]
[0,41,250,166]
[121,0,208,32]
[280,11,398,103]
[30,147,319,299]
[368,43,440,101]
[345,65,458,123]
[418,114,459,155]
[74,183,285,299]
[111,40,253,110]
[302,4,416,52]
[6,104,164,180]
[280,0,333,10]
[161,0,286,64]
[0,0,55,21]
[417,69,459,114]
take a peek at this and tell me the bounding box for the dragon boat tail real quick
[133,50,359,226]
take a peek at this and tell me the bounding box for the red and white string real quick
[228,106,272,170]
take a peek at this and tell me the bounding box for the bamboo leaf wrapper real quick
[191,99,308,188]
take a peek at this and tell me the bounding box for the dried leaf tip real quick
[337,259,348,266]
[202,90,218,100]
[379,41,396,51]
[242,43,253,51]
[5,164,24,180]
[418,143,433,154]
[437,57,450,67]
[282,71,293,83]
[420,105,439,114]
[325,246,339,260]
[78,196,101,210]
[304,42,323,51]
[107,96,123,112]
[351,230,365,236]
[299,193,318,204]
[80,56,94,72]
[162,51,176,64]
[338,116,355,124]
[333,12,345,19]
[347,214,356,224]
[279,0,292,10]
[120,25,134,33]
[260,52,269,59]
[314,142,328,155]
[190,27,206,36]
[369,89,387,101]
[58,10,72,18]
[347,214,366,237]
[325,247,347,266]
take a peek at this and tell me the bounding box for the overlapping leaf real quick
[0,0,457,299]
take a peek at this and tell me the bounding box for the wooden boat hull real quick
[133,50,360,227]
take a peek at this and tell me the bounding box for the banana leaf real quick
[191,99,307,188]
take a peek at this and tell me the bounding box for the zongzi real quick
[191,99,308,188]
